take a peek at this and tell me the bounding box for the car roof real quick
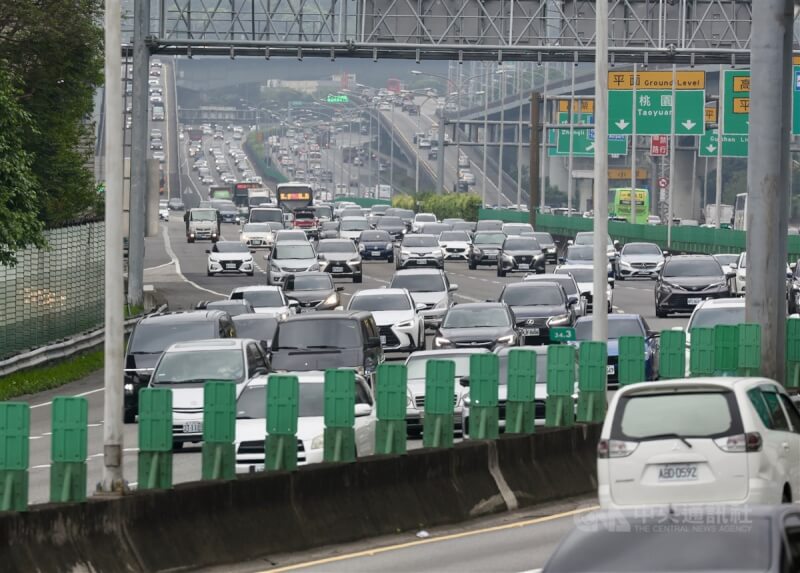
[139,310,227,324]
[576,313,640,324]
[230,286,282,293]
[392,268,445,276]
[448,302,506,310]
[341,216,367,221]
[404,233,436,239]
[281,310,371,322]
[556,264,593,271]
[694,297,745,309]
[665,254,716,260]
[504,280,561,290]
[318,238,354,243]
[244,370,366,389]
[353,288,408,297]
[406,348,491,361]
[275,240,312,246]
[616,376,772,395]
[164,339,249,352]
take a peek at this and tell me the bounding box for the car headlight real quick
[434,250,443,258]
[209,257,219,263]
[396,319,414,328]
[270,262,282,272]
[434,336,451,347]
[708,282,727,289]
[124,383,134,394]
[244,256,253,263]
[308,263,320,271]
[473,248,483,256]
[433,297,449,309]
[347,259,361,266]
[400,249,411,257]
[496,334,516,345]
[546,313,572,327]
[358,243,365,251]
[546,247,556,253]
[659,282,674,291]
[619,260,633,269]
[310,434,324,450]
[319,292,338,308]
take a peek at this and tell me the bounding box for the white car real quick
[457,154,470,168]
[730,252,791,297]
[554,264,613,313]
[599,377,800,509]
[158,200,169,221]
[152,151,165,163]
[412,213,438,234]
[713,253,740,277]
[234,371,377,472]
[207,241,255,277]
[502,223,534,236]
[229,286,298,319]
[346,288,425,352]
[149,339,270,449]
[459,170,476,185]
[437,230,471,260]
[240,222,274,249]
[682,297,745,374]
[339,217,370,242]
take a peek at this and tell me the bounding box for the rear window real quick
[612,391,742,441]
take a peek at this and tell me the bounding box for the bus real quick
[276,182,314,212]
[734,193,747,230]
[608,188,649,224]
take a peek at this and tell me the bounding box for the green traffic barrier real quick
[137,389,173,490]
[0,402,29,511]
[201,382,236,481]
[577,341,607,423]
[323,369,356,463]
[787,319,800,389]
[618,336,645,386]
[50,397,88,503]
[423,360,455,448]
[374,364,408,455]
[738,323,761,376]
[659,329,687,380]
[506,349,537,434]
[266,375,299,471]
[714,324,738,375]
[468,354,499,440]
[690,327,715,376]
[546,345,575,427]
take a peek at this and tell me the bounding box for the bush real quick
[422,193,482,222]
[392,194,416,210]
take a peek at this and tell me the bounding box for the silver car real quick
[389,268,457,330]
[396,234,444,270]
[266,240,319,285]
[616,242,665,280]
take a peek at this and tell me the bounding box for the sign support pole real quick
[592,0,609,343]
[630,63,637,223]
[667,65,677,247]
[567,63,576,216]
[715,64,724,229]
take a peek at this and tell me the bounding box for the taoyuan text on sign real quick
[608,70,706,91]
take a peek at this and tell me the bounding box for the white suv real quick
[599,377,800,509]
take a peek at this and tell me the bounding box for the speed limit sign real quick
[658,177,669,189]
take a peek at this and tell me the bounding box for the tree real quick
[0,65,45,265]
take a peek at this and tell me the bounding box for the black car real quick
[375,216,406,241]
[318,220,340,240]
[123,310,236,422]
[283,272,343,311]
[316,239,363,282]
[385,208,414,230]
[498,282,575,345]
[497,236,546,277]
[211,199,240,224]
[232,314,278,352]
[433,302,518,350]
[526,232,557,263]
[468,231,506,270]
[358,230,394,262]
[167,198,185,211]
[655,254,732,317]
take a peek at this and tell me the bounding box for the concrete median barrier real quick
[0,424,600,573]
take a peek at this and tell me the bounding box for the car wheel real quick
[187,237,195,244]
[207,270,214,277]
[247,271,254,277]
[395,261,401,270]
[497,266,506,278]
[172,441,183,451]
[123,409,136,424]
[468,260,476,270]
[655,306,667,318]
[353,273,363,284]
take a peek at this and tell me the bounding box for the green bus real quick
[608,188,649,224]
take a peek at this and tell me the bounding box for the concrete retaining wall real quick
[0,424,601,573]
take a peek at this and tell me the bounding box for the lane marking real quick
[144,261,174,272]
[263,505,597,572]
[161,225,227,297]
[30,387,105,410]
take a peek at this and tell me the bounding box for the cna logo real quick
[573,508,632,533]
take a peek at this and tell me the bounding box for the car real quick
[598,377,800,509]
[412,213,438,233]
[234,371,376,472]
[523,273,586,317]
[318,220,340,240]
[206,241,255,276]
[525,232,557,263]
[501,223,534,236]
[167,198,185,211]
[375,216,406,241]
[655,254,731,317]
[468,231,506,270]
[616,241,665,280]
[713,253,740,277]
[646,214,662,224]
[269,311,383,381]
[149,129,162,139]
[346,288,425,352]
[427,148,438,160]
[434,302,518,350]
[152,151,165,163]
[232,314,278,352]
[498,281,575,345]
[437,230,471,260]
[475,220,504,233]
[418,138,431,148]
[273,229,309,243]
[200,175,214,185]
[559,244,595,266]
[158,200,169,221]
[292,209,319,239]
[497,236,546,277]
[683,297,746,373]
[451,221,476,235]
[385,207,415,229]
[149,339,269,449]
[283,272,343,312]
[316,239,363,282]
[229,286,298,318]
[555,265,614,313]
[150,138,163,150]
[211,200,240,224]
[418,222,451,236]
[389,269,457,330]
[202,299,255,317]
[542,506,800,573]
[789,260,800,314]
[266,240,319,285]
[123,310,237,422]
[396,234,444,270]
[571,231,618,267]
[339,217,370,242]
[239,223,274,249]
[358,230,394,262]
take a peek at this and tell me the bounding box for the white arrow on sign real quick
[681,120,697,130]
[706,145,716,153]
[614,119,630,130]
[586,142,595,152]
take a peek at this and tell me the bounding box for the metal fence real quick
[0,222,105,360]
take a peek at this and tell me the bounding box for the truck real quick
[187,128,204,142]
[376,184,392,200]
[232,182,263,214]
[184,208,219,243]
[276,182,313,212]
[316,130,331,149]
[704,203,734,228]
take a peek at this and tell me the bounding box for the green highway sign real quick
[721,70,750,135]
[698,130,748,158]
[794,66,800,135]
[608,90,706,136]
[326,94,349,103]
[550,327,576,343]
[553,112,628,157]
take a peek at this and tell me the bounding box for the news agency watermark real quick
[573,505,754,534]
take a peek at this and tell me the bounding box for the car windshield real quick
[214,242,249,253]
[378,217,403,227]
[394,209,414,219]
[242,223,270,233]
[232,317,278,341]
[575,318,644,340]
[443,307,509,328]
[237,383,324,419]
[739,253,747,269]
[406,354,472,380]
[622,243,662,256]
[291,275,333,290]
[230,290,284,308]
[152,349,243,384]
[349,294,411,312]
[341,219,369,231]
[211,200,236,211]
[191,210,216,221]
[321,222,339,230]
[556,268,594,283]
[390,274,445,293]
[416,214,436,222]
[317,241,357,254]
[473,233,505,246]
[688,305,746,330]
[714,254,739,266]
[130,322,216,353]
[575,233,613,247]
[266,222,284,231]
[566,246,593,260]
[504,238,540,251]
[498,351,548,384]
[312,206,332,219]
[476,221,503,231]
[440,231,470,241]
[531,233,554,245]
[501,285,563,306]
[403,236,437,247]
[274,319,361,349]
[530,276,578,296]
[360,231,390,242]
[663,259,723,277]
[504,225,532,235]
[273,244,315,259]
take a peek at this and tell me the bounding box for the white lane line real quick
[144,261,174,272]
[161,225,227,297]
[30,387,105,409]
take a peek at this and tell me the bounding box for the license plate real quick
[521,327,540,336]
[658,463,698,481]
[252,240,261,245]
[416,260,426,265]
[518,263,530,270]
[380,335,387,344]
[369,251,379,256]
[225,263,236,269]
[606,365,615,375]
[332,266,344,273]
[687,297,702,305]
[182,421,202,434]
[486,254,496,260]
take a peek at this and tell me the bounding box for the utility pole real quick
[127,0,150,307]
[101,0,126,493]
[592,0,609,343]
[482,67,490,205]
[437,116,446,193]
[747,0,792,384]
[529,92,540,228]
[715,64,724,229]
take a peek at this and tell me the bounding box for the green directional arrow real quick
[698,130,748,158]
[609,90,706,136]
[554,112,627,157]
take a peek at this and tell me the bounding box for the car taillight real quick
[714,432,762,453]
[597,439,638,459]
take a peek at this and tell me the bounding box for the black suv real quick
[468,231,506,270]
[317,239,363,283]
[655,255,732,317]
[499,281,575,345]
[123,310,236,422]
[497,236,546,277]
[270,311,383,381]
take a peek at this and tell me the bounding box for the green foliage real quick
[0,66,45,265]
[423,193,482,221]
[0,350,103,401]
[392,194,417,210]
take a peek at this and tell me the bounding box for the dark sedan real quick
[499,281,575,345]
[317,239,363,283]
[375,216,406,241]
[468,231,506,270]
[497,236,546,277]
[434,302,518,350]
[318,220,340,240]
[655,254,731,317]
[358,230,395,262]
[283,272,343,311]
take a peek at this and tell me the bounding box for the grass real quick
[0,350,104,401]
[125,304,144,319]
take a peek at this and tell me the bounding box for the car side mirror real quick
[568,299,577,307]
[726,271,736,279]
[449,284,459,292]
[336,286,344,292]
[567,239,574,246]
[662,250,670,256]
[253,366,268,376]
[613,240,621,250]
[205,249,210,254]
[459,376,470,388]
[729,263,737,270]
[250,250,256,254]
[558,257,565,264]
[415,302,427,311]
[288,300,300,307]
[792,262,798,271]
[354,403,373,417]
